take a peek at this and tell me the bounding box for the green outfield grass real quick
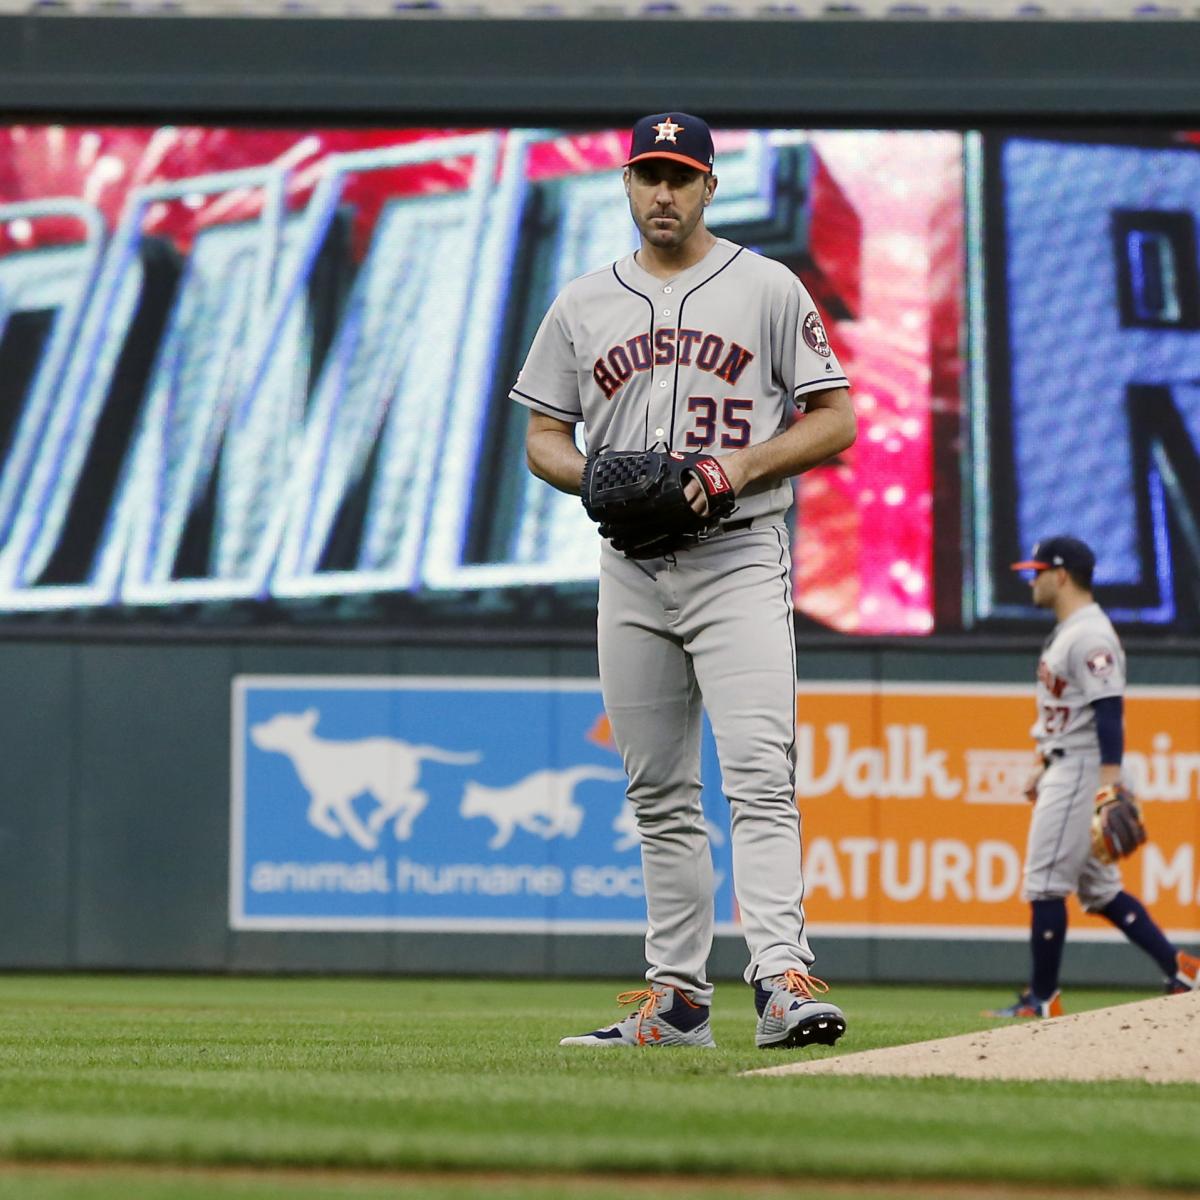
[0,974,1196,1199]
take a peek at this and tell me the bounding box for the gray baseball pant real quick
[597,524,815,1006]
[1023,751,1122,911]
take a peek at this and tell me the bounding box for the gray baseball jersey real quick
[509,236,848,523]
[1024,602,1125,907]
[1032,602,1126,757]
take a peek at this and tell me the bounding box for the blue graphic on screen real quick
[116,214,316,604]
[0,201,106,592]
[995,139,1200,622]
[0,207,105,542]
[272,135,510,599]
[233,679,733,930]
[0,166,290,609]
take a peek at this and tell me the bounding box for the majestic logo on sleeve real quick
[653,119,684,144]
[1086,648,1116,679]
[802,311,832,358]
[592,329,754,400]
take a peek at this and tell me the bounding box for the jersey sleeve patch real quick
[802,311,832,357]
[1085,647,1117,679]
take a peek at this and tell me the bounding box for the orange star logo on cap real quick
[652,119,684,144]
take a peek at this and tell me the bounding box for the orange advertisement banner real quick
[795,684,1200,940]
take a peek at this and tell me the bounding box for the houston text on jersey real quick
[593,329,755,399]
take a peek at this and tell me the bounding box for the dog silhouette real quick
[251,709,479,848]
[460,765,626,850]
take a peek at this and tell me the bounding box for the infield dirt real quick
[747,989,1200,1084]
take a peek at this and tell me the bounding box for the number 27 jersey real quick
[1033,602,1126,754]
[509,237,850,523]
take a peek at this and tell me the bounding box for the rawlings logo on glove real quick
[1090,783,1147,864]
[580,448,737,560]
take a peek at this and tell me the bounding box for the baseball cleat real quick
[1166,950,1200,994]
[559,985,715,1048]
[983,990,1064,1019]
[753,969,846,1050]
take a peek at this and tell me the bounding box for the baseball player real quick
[986,535,1200,1018]
[511,113,856,1049]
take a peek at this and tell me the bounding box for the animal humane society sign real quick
[231,676,719,931]
[230,677,1200,939]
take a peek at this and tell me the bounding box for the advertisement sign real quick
[231,676,734,931]
[798,684,1200,940]
[231,677,1200,940]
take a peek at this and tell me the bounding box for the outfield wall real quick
[1,12,1199,990]
[1,634,1195,988]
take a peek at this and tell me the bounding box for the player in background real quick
[986,536,1200,1018]
[512,113,856,1048]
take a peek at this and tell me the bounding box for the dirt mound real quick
[746,990,1200,1084]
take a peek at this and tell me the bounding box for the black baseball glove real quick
[1090,783,1147,864]
[580,448,737,559]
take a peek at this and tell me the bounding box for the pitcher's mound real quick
[744,990,1200,1084]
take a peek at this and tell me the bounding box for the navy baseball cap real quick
[1011,535,1096,582]
[625,112,714,175]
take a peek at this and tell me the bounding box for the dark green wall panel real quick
[877,645,1034,685]
[3,16,1200,118]
[796,643,879,683]
[73,643,234,968]
[0,643,75,966]
[232,645,402,678]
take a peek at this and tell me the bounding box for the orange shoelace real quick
[775,969,831,1000]
[614,986,699,1044]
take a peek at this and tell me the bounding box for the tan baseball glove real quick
[1090,783,1147,864]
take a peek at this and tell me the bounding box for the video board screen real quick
[973,133,1200,630]
[0,124,1196,635]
